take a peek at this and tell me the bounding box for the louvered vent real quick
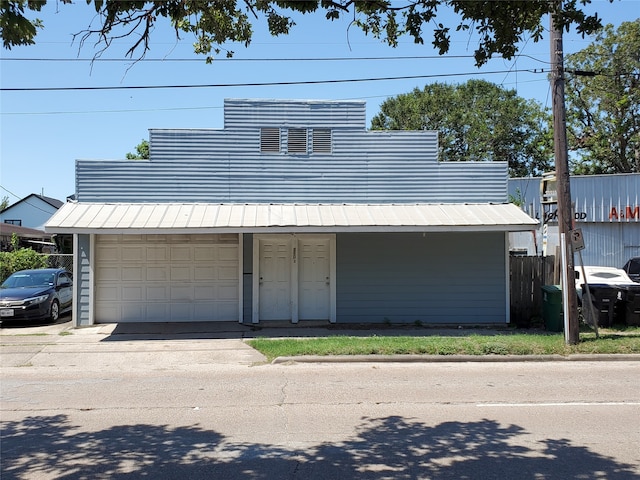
[312,129,332,153]
[287,128,308,154]
[260,128,280,153]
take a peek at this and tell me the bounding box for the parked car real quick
[0,268,73,323]
[574,266,636,301]
[622,257,640,283]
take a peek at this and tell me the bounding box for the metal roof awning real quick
[45,202,538,234]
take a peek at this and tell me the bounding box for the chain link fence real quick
[45,254,73,273]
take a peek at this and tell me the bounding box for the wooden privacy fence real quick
[510,255,557,327]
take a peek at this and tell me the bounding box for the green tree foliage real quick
[0,234,49,281]
[370,80,553,177]
[126,139,150,160]
[1,1,610,66]
[565,20,640,174]
[0,196,9,210]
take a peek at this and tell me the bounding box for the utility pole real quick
[550,3,580,345]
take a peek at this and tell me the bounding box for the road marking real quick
[477,402,640,407]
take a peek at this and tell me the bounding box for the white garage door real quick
[94,234,239,323]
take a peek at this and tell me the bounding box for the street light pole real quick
[550,3,580,344]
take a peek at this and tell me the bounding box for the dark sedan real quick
[0,269,73,323]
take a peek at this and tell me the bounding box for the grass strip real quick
[247,331,640,362]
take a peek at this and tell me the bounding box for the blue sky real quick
[1,0,636,204]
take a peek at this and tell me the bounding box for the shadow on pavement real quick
[102,321,528,342]
[1,414,637,480]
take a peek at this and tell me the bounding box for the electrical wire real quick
[0,186,59,214]
[0,53,553,64]
[1,68,546,92]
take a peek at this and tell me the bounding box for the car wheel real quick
[49,300,60,323]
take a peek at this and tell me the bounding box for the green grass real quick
[247,329,640,362]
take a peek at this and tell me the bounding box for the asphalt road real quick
[1,327,639,480]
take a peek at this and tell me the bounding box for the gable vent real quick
[261,128,280,153]
[287,128,308,154]
[312,129,332,153]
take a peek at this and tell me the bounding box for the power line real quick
[0,53,553,64]
[1,68,546,92]
[0,186,59,215]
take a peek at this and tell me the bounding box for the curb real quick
[271,354,640,364]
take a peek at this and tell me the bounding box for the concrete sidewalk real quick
[1,319,639,369]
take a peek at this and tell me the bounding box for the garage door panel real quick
[146,266,168,281]
[194,266,216,281]
[171,246,192,261]
[121,304,145,321]
[147,246,168,261]
[218,246,238,261]
[96,286,118,301]
[96,266,120,282]
[170,303,193,321]
[97,246,119,261]
[121,246,144,262]
[146,286,168,300]
[194,246,216,261]
[96,304,119,322]
[171,286,192,301]
[146,303,168,318]
[122,267,144,281]
[194,286,214,300]
[216,302,239,318]
[218,266,239,280]
[95,234,239,323]
[218,284,239,300]
[122,286,144,301]
[193,304,216,321]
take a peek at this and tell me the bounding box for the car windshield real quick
[1,272,55,288]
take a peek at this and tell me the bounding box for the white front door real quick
[254,234,335,323]
[258,237,293,320]
[298,237,331,320]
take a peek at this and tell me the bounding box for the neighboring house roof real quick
[45,202,538,234]
[0,222,52,239]
[0,193,63,214]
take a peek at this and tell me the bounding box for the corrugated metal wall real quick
[76,99,508,204]
[509,174,640,267]
[223,98,367,129]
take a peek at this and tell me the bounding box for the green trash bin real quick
[542,285,564,332]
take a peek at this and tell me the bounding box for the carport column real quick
[71,233,94,327]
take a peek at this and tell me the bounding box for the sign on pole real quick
[570,228,585,251]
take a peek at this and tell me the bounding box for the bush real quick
[0,248,49,282]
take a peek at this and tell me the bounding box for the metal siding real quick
[580,223,640,267]
[75,99,507,204]
[335,232,507,324]
[509,174,640,267]
[509,174,640,224]
[223,98,367,129]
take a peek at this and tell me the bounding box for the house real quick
[509,173,640,268]
[0,223,54,253]
[1,193,64,230]
[46,99,537,328]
